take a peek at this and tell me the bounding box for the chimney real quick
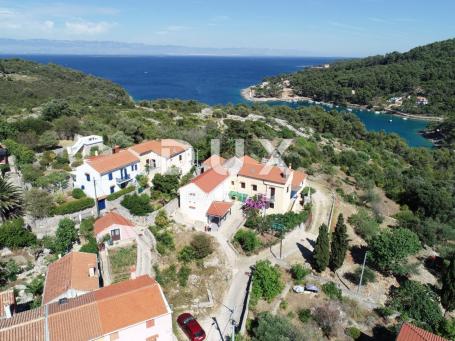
[130,265,136,280]
[112,145,120,154]
[4,304,12,318]
[88,266,96,277]
[288,163,292,170]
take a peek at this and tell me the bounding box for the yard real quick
[108,245,137,283]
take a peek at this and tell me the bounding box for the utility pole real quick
[231,306,236,341]
[357,251,368,294]
[93,179,99,218]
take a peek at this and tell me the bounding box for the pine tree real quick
[329,214,349,272]
[441,256,455,312]
[313,224,330,272]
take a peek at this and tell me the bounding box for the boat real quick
[347,108,352,112]
[375,111,380,114]
[389,119,393,122]
[403,117,408,120]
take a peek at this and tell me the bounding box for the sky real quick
[0,0,454,56]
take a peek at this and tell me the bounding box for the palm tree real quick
[0,176,23,221]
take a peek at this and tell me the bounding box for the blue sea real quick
[2,55,431,147]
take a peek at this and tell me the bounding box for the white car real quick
[292,285,305,293]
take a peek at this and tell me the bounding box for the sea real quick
[2,55,432,147]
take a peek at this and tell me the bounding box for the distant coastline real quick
[241,86,443,122]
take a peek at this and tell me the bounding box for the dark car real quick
[177,313,206,341]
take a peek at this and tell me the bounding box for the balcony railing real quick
[116,174,132,185]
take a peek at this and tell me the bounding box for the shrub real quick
[152,173,179,195]
[350,266,376,285]
[154,264,177,287]
[348,209,379,241]
[298,308,311,323]
[178,265,191,287]
[52,197,94,215]
[190,233,213,259]
[322,282,342,301]
[151,229,175,255]
[251,260,284,305]
[0,218,37,248]
[121,193,153,216]
[79,217,95,239]
[71,188,86,199]
[79,236,98,254]
[178,245,197,263]
[234,229,261,253]
[251,312,305,341]
[313,303,341,337]
[25,188,55,218]
[106,185,135,201]
[54,218,77,255]
[346,327,362,340]
[290,263,311,281]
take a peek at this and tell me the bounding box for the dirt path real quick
[306,177,334,233]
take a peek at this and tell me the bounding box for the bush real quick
[251,312,305,341]
[349,266,376,285]
[178,245,197,263]
[106,185,135,201]
[79,236,98,254]
[348,209,380,241]
[298,308,311,323]
[54,218,77,255]
[346,327,362,340]
[25,188,55,218]
[121,193,153,216]
[313,303,341,337]
[152,173,180,195]
[151,229,175,255]
[52,197,95,215]
[154,264,177,287]
[178,265,191,287]
[290,263,310,281]
[0,218,37,248]
[322,282,342,301]
[251,260,284,305]
[234,229,261,253]
[79,217,94,239]
[71,188,86,199]
[190,233,213,259]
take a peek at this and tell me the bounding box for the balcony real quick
[116,174,132,185]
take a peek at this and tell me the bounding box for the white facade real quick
[73,161,140,199]
[67,135,103,157]
[179,179,231,222]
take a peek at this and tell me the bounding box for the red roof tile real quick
[87,150,139,174]
[207,201,233,217]
[94,211,134,235]
[202,155,226,170]
[396,323,447,341]
[43,252,99,304]
[291,170,306,189]
[190,167,229,193]
[0,306,45,341]
[130,139,189,158]
[238,161,290,184]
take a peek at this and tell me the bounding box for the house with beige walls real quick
[179,154,307,224]
[129,139,193,181]
[94,211,136,242]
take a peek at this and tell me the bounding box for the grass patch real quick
[109,245,137,283]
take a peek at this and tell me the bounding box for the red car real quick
[177,313,206,341]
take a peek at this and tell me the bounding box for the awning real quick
[207,201,233,218]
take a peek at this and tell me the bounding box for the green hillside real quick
[0,58,132,113]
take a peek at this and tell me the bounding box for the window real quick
[146,319,155,328]
[146,335,158,341]
[189,193,196,196]
[135,164,138,171]
[81,185,85,190]
[109,332,119,341]
[269,203,275,209]
[252,184,257,191]
[270,187,275,197]
[286,186,289,193]
[85,173,90,182]
[108,173,113,180]
[131,165,134,171]
[110,186,115,194]
[231,181,234,186]
[189,206,196,209]
[179,155,182,161]
[241,182,245,189]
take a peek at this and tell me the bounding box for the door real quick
[110,228,121,241]
[97,199,106,211]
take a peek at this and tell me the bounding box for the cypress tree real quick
[313,223,330,272]
[329,214,349,271]
[441,256,455,312]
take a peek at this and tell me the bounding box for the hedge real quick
[106,185,136,201]
[52,197,95,215]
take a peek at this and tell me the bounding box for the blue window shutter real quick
[109,173,113,180]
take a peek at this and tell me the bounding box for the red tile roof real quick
[94,211,134,235]
[87,150,139,174]
[190,167,229,193]
[130,139,189,158]
[202,155,226,170]
[0,290,15,317]
[207,201,233,217]
[396,323,448,341]
[43,252,99,304]
[0,275,170,341]
[291,170,306,189]
[238,161,290,184]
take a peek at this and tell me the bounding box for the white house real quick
[67,134,104,157]
[129,139,193,181]
[94,211,136,242]
[179,167,231,222]
[43,251,99,304]
[73,148,141,206]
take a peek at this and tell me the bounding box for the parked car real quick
[293,285,305,293]
[304,284,320,293]
[177,313,206,341]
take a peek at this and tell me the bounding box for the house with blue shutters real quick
[73,146,141,207]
